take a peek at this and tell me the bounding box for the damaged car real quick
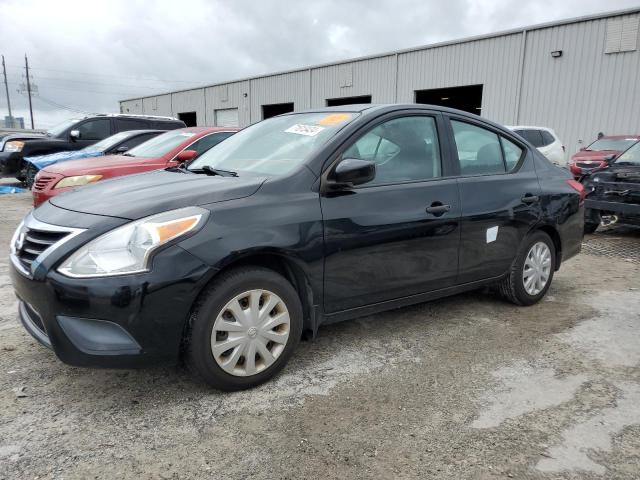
[583,141,640,233]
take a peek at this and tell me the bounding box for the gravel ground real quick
[0,191,639,480]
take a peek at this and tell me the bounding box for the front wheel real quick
[498,231,556,306]
[185,267,302,391]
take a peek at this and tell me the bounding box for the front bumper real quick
[0,152,23,176]
[9,212,215,368]
[585,198,640,216]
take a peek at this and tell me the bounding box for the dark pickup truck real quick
[583,141,640,232]
[0,114,185,180]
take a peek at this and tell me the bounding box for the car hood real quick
[25,150,103,170]
[43,154,155,175]
[49,170,267,220]
[571,150,619,162]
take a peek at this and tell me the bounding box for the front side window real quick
[83,131,132,153]
[126,130,197,158]
[189,112,358,176]
[186,132,235,156]
[77,119,111,141]
[343,116,441,185]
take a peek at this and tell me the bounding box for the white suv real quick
[507,126,565,165]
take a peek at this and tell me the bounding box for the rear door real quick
[321,112,461,313]
[73,118,112,149]
[446,116,541,283]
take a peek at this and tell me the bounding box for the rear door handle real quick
[426,203,451,216]
[521,194,540,204]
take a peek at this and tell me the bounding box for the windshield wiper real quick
[200,165,238,177]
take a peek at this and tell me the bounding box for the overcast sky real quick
[1,0,638,129]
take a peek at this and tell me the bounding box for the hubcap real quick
[211,289,290,377]
[522,241,552,296]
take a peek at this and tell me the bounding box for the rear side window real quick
[452,121,505,175]
[501,137,524,171]
[116,118,150,131]
[76,119,111,141]
[343,116,442,185]
[540,130,556,146]
[515,129,544,148]
[452,120,524,174]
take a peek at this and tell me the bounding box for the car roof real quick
[506,125,554,131]
[173,126,240,134]
[598,135,640,140]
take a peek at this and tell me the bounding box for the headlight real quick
[55,175,103,189]
[58,207,209,278]
[4,141,24,152]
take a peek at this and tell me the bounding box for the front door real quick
[321,114,461,313]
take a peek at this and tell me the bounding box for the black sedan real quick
[9,104,584,391]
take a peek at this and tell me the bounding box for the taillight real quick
[566,179,586,204]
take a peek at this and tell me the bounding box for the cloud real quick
[0,0,637,128]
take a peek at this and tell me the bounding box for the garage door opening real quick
[326,95,372,107]
[214,108,239,127]
[177,111,197,126]
[262,102,294,120]
[415,85,483,115]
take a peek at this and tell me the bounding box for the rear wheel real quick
[498,231,556,306]
[185,267,302,391]
[584,208,600,234]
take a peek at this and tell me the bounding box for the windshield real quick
[126,130,195,158]
[82,131,133,153]
[586,138,638,151]
[47,118,81,137]
[188,112,358,176]
[615,142,640,166]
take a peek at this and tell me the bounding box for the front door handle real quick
[521,194,540,204]
[426,202,451,216]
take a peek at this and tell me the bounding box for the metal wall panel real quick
[204,81,251,126]
[518,13,640,155]
[142,94,172,117]
[397,33,523,124]
[120,99,143,114]
[311,55,396,106]
[170,89,206,125]
[250,70,310,121]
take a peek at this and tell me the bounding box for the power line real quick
[4,63,210,84]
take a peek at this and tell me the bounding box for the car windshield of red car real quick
[125,130,196,158]
[586,138,638,152]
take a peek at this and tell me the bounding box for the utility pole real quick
[24,54,34,129]
[1,55,13,128]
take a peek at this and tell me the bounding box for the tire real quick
[185,266,302,391]
[497,230,556,306]
[584,208,600,234]
[584,222,599,234]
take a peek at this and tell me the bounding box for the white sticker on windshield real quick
[180,133,196,137]
[285,124,325,137]
[486,226,499,243]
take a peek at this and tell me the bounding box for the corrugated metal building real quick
[120,8,640,158]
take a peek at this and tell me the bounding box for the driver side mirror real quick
[175,149,198,163]
[70,130,80,141]
[331,158,376,187]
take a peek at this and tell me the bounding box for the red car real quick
[568,135,640,178]
[32,127,238,206]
